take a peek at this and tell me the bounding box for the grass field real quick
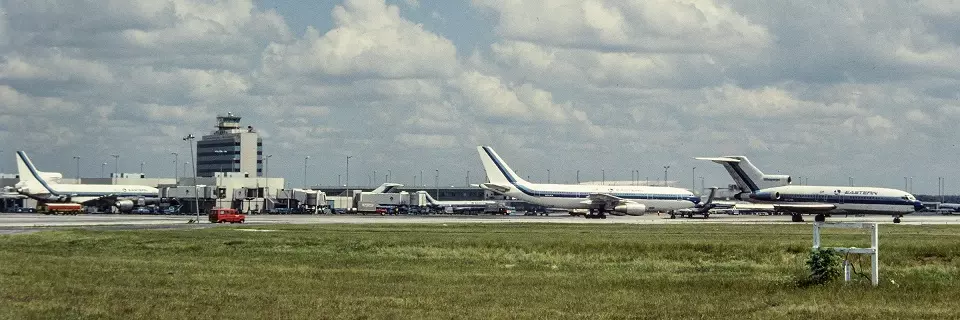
[2,223,960,319]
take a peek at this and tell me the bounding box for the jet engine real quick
[115,200,135,212]
[613,203,647,216]
[761,174,792,188]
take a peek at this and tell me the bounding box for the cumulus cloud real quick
[1,0,958,190]
[260,0,458,79]
[473,0,772,54]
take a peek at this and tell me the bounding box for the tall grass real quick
[1,224,959,319]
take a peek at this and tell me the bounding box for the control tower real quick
[196,112,263,177]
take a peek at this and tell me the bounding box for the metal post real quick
[663,166,670,187]
[812,224,821,248]
[547,169,550,184]
[111,154,120,177]
[172,152,178,181]
[576,170,579,184]
[183,134,198,222]
[435,169,439,200]
[73,156,80,181]
[346,156,351,191]
[692,167,696,194]
[466,170,470,187]
[140,162,144,175]
[101,162,106,178]
[303,156,310,188]
[700,176,705,194]
[871,224,879,286]
[601,169,605,185]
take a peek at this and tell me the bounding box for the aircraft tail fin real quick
[476,146,529,186]
[16,151,56,194]
[694,156,790,192]
[16,151,37,183]
[694,157,760,192]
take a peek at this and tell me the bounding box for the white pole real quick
[812,224,821,249]
[871,223,879,286]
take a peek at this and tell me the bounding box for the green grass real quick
[2,223,960,319]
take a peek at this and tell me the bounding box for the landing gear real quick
[814,213,826,223]
[893,215,902,224]
[585,209,607,219]
[669,211,677,219]
[790,213,804,222]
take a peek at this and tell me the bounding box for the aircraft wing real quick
[479,183,511,194]
[587,193,633,207]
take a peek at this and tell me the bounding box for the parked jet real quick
[477,146,698,218]
[696,156,923,223]
[15,151,159,212]
[419,191,497,210]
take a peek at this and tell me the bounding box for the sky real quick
[1,0,958,193]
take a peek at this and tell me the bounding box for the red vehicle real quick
[40,203,84,215]
[208,208,246,223]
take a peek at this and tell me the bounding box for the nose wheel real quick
[893,215,902,224]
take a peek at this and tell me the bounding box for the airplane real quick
[696,156,923,223]
[669,187,719,219]
[14,151,160,212]
[476,146,700,219]
[418,190,498,211]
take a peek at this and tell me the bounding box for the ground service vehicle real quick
[39,203,83,215]
[208,208,246,223]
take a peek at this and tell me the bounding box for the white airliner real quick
[418,190,498,212]
[15,151,160,212]
[696,156,923,223]
[477,146,699,218]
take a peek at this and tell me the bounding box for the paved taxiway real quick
[2,213,960,232]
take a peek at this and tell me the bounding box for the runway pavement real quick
[2,212,960,232]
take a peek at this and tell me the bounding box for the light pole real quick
[700,176,705,193]
[101,162,106,178]
[848,176,853,187]
[663,166,670,187]
[140,161,144,175]
[466,170,470,187]
[183,133,198,222]
[692,167,696,194]
[345,156,352,191]
[576,170,580,184]
[373,170,377,187]
[601,169,605,185]
[420,170,423,187]
[435,169,439,200]
[73,156,80,181]
[904,177,908,191]
[110,154,120,177]
[303,156,311,188]
[171,152,178,181]
[547,169,551,184]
